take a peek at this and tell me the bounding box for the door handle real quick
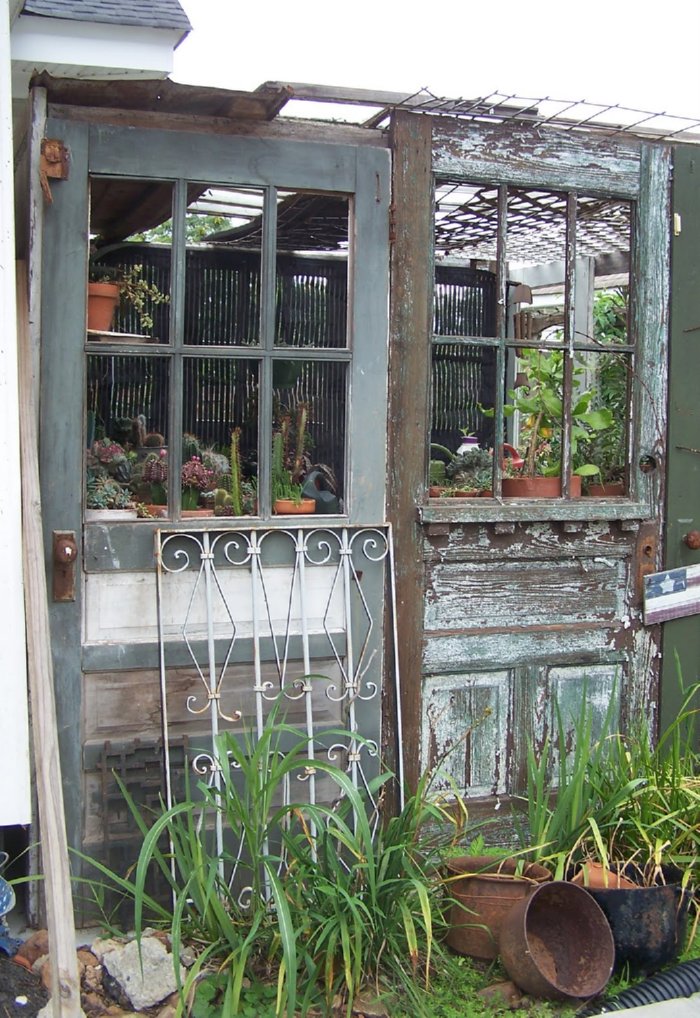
[683,530,700,550]
[53,531,78,602]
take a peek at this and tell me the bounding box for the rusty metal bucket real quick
[585,878,690,974]
[499,881,615,1000]
[445,855,552,960]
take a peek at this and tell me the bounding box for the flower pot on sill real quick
[586,482,626,497]
[87,281,120,332]
[181,509,215,518]
[273,498,316,515]
[85,508,138,522]
[501,475,582,498]
[445,855,552,960]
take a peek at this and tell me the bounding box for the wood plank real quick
[420,499,651,524]
[424,558,622,631]
[86,122,360,192]
[49,103,388,148]
[386,111,433,790]
[422,519,636,563]
[432,118,641,197]
[423,628,626,672]
[18,264,83,1015]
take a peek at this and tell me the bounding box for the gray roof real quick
[21,0,191,32]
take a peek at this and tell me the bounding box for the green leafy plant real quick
[76,701,469,1017]
[429,444,492,494]
[85,473,133,510]
[482,348,613,479]
[89,261,169,332]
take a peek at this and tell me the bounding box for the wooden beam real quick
[386,110,433,790]
[17,264,84,1018]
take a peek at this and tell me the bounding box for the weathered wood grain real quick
[386,111,433,789]
[433,119,641,197]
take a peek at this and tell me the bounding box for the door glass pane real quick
[183,358,259,517]
[275,192,349,349]
[88,177,173,344]
[86,354,170,518]
[272,360,346,514]
[184,185,264,346]
[578,349,630,494]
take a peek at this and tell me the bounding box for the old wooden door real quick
[660,143,700,739]
[389,111,671,813]
[39,112,390,904]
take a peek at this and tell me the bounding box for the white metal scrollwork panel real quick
[155,525,400,877]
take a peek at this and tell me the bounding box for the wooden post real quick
[17,264,84,1018]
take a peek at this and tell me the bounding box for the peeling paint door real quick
[39,114,390,905]
[389,111,671,812]
[660,144,700,739]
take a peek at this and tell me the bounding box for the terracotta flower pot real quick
[274,498,316,515]
[586,482,626,496]
[501,475,582,498]
[87,281,120,332]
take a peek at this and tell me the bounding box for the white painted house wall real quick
[1,0,30,826]
[1,1,188,828]
[11,14,182,94]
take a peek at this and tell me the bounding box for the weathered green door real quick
[39,113,390,913]
[660,144,700,737]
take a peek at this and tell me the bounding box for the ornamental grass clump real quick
[77,700,469,1018]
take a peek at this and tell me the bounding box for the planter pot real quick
[499,881,615,1000]
[571,861,638,889]
[85,508,138,522]
[501,475,582,498]
[273,498,316,515]
[582,868,690,974]
[142,504,167,519]
[445,856,552,960]
[586,482,626,496]
[181,509,214,518]
[87,281,120,332]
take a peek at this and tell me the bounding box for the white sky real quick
[172,0,700,123]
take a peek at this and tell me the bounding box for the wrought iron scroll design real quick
[155,524,402,886]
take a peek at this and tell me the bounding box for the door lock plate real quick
[53,531,78,602]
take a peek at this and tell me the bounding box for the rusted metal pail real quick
[445,855,552,960]
[499,880,615,1000]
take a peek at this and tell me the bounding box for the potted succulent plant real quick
[181,455,215,513]
[271,407,315,515]
[87,261,169,334]
[429,441,494,497]
[85,475,137,521]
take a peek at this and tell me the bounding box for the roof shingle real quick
[22,0,191,32]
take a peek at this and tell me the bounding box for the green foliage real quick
[517,673,700,900]
[90,261,169,332]
[483,348,613,479]
[85,473,133,510]
[79,703,467,1017]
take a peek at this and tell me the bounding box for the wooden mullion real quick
[561,193,577,498]
[493,184,508,497]
[257,187,277,517]
[168,179,187,517]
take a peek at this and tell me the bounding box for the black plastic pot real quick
[583,871,690,974]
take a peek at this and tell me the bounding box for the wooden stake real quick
[16,263,84,1018]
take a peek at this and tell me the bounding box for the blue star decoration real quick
[645,567,688,600]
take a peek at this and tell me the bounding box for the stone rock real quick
[91,938,125,962]
[351,991,391,1017]
[476,980,525,1008]
[15,929,49,967]
[101,936,184,1011]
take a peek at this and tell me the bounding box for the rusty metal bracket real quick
[40,138,69,204]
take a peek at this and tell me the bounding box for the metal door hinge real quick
[40,138,69,204]
[673,212,682,236]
